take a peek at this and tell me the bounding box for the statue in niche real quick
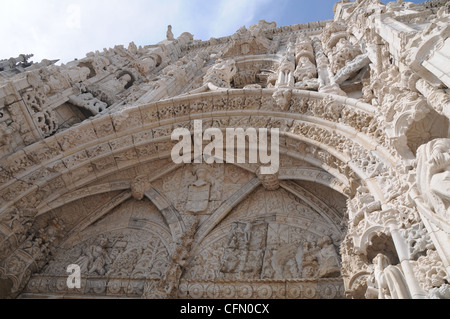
[0,122,19,152]
[365,254,411,299]
[186,167,211,214]
[39,67,70,94]
[128,42,138,55]
[294,56,319,90]
[220,249,240,274]
[416,139,450,223]
[135,58,156,76]
[21,218,65,265]
[294,56,317,82]
[248,20,276,37]
[276,42,296,88]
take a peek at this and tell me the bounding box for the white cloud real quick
[209,0,273,37]
[66,4,81,29]
[0,0,281,65]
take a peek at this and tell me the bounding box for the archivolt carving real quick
[0,90,389,205]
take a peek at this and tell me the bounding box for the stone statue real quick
[273,89,292,111]
[75,236,111,276]
[276,42,296,88]
[135,58,156,75]
[416,139,450,223]
[294,56,317,82]
[248,20,277,37]
[203,59,237,88]
[294,56,319,90]
[22,236,49,263]
[40,218,65,244]
[128,42,138,55]
[167,25,174,41]
[317,236,341,278]
[0,122,19,150]
[272,243,299,279]
[4,210,33,243]
[366,254,411,299]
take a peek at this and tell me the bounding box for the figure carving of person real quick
[370,254,411,299]
[88,237,111,276]
[76,236,111,276]
[167,25,174,41]
[417,139,450,223]
[277,44,296,88]
[302,241,320,278]
[317,236,341,278]
[294,56,317,82]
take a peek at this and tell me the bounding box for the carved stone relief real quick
[1,0,450,300]
[185,187,343,288]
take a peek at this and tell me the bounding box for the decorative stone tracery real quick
[0,0,450,299]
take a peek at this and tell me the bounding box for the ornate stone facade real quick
[0,0,450,299]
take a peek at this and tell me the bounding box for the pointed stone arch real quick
[0,88,413,299]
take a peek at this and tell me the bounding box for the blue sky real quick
[0,0,425,64]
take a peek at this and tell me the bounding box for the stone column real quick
[387,220,427,299]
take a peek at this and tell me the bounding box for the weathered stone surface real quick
[1,0,450,300]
